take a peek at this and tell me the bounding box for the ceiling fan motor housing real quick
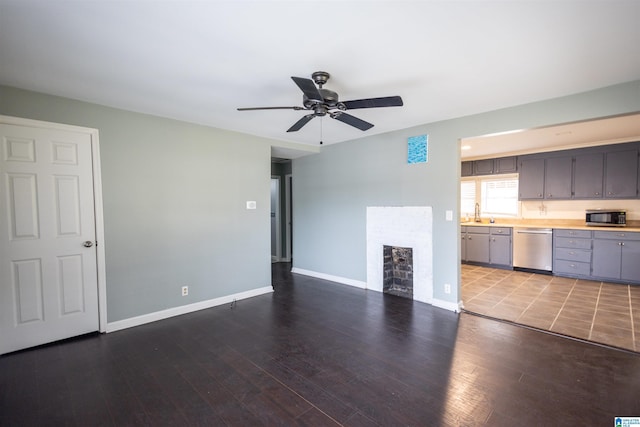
[311,71,330,86]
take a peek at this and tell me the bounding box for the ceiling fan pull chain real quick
[320,117,323,145]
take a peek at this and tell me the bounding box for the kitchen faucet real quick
[474,203,481,222]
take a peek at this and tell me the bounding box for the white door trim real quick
[285,173,292,262]
[0,115,108,333]
[271,176,281,262]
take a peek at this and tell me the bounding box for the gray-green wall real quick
[0,85,278,322]
[292,80,640,306]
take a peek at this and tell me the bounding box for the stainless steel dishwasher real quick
[513,228,553,272]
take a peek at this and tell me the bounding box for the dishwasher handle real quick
[515,229,552,235]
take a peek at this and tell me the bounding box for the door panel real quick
[1,123,99,354]
[13,258,44,323]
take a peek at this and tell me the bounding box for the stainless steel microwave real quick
[585,210,626,227]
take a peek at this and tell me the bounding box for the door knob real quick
[83,241,94,248]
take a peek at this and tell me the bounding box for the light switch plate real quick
[445,210,453,221]
[246,201,257,210]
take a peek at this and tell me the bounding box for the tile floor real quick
[462,264,640,352]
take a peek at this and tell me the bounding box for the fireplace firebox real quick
[383,245,413,299]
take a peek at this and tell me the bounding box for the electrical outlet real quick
[181,286,188,296]
[444,283,451,294]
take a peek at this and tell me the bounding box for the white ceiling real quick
[461,112,640,160]
[1,1,639,157]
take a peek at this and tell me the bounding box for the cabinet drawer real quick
[554,259,591,276]
[466,226,490,234]
[554,248,591,263]
[554,229,592,239]
[555,237,592,250]
[490,227,511,236]
[593,230,640,241]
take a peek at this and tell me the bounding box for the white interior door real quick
[0,122,99,354]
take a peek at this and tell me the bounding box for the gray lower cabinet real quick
[465,227,490,264]
[490,229,512,266]
[461,226,511,267]
[553,229,592,278]
[592,230,640,282]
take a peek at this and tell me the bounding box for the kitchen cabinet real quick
[604,150,638,198]
[461,156,516,177]
[489,227,512,266]
[553,229,592,278]
[461,226,467,261]
[544,156,572,199]
[591,230,640,282]
[461,226,511,267]
[463,226,490,264]
[474,159,494,175]
[461,161,473,177]
[495,156,517,173]
[518,158,545,199]
[573,153,604,198]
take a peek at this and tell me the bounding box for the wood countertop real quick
[461,219,640,232]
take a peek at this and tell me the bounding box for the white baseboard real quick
[106,286,273,333]
[291,267,367,289]
[291,267,461,313]
[430,298,464,313]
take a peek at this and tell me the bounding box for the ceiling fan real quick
[237,71,403,134]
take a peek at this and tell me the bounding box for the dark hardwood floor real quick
[2,262,640,426]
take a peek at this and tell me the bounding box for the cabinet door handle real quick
[595,192,600,195]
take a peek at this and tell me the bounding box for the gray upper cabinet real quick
[604,149,638,198]
[544,156,572,199]
[474,141,639,201]
[573,153,604,198]
[518,158,545,199]
[461,161,473,177]
[495,156,517,173]
[462,156,516,177]
[474,159,494,175]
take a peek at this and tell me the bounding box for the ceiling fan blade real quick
[287,114,316,132]
[291,77,324,102]
[237,106,304,111]
[331,112,374,131]
[342,96,403,110]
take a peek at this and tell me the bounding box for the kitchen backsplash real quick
[521,199,640,220]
